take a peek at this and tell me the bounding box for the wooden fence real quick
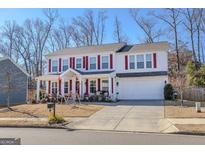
[183,87,205,102]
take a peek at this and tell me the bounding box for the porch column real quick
[112,77,116,101]
[36,79,40,101]
[61,78,64,96]
[78,77,82,97]
[108,76,112,97]
[72,77,76,95]
[82,79,86,97]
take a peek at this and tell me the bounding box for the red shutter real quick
[110,54,113,69]
[48,80,51,95]
[59,58,62,72]
[153,53,157,68]
[97,55,101,70]
[86,56,88,70]
[59,78,61,95]
[69,80,72,96]
[48,59,51,72]
[125,55,128,70]
[111,78,114,94]
[97,78,101,91]
[83,56,86,68]
[73,57,75,69]
[70,57,73,68]
[85,79,89,96]
[76,81,79,94]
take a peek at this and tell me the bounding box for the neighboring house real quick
[36,42,169,101]
[0,55,29,106]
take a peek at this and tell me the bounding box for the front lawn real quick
[165,101,205,118]
[175,124,205,133]
[0,104,103,118]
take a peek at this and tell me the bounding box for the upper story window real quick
[52,60,58,72]
[146,54,152,68]
[129,55,135,69]
[102,56,109,69]
[90,57,96,70]
[62,59,68,71]
[76,58,82,69]
[136,55,144,69]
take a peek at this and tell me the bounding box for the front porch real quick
[36,68,116,102]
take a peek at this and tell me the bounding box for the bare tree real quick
[153,8,182,71]
[182,9,197,66]
[2,70,14,109]
[1,21,18,61]
[24,9,58,76]
[113,16,127,43]
[194,9,203,64]
[71,9,107,46]
[130,9,162,43]
[48,19,72,51]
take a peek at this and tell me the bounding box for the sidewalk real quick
[168,118,205,124]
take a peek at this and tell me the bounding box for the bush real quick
[164,84,174,100]
[48,114,65,124]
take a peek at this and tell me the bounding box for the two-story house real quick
[36,42,169,101]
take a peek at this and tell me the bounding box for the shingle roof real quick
[47,43,126,57]
[74,69,115,75]
[116,71,168,78]
[127,41,169,53]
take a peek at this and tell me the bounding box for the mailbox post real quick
[47,95,57,117]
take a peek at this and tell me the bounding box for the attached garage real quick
[117,75,167,100]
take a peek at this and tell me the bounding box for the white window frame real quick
[146,53,152,69]
[64,81,69,94]
[51,81,58,94]
[89,56,97,70]
[101,55,109,70]
[76,58,82,69]
[89,80,97,94]
[51,59,58,73]
[129,55,135,69]
[136,54,145,69]
[101,79,109,92]
[62,59,68,72]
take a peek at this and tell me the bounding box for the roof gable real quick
[0,57,29,77]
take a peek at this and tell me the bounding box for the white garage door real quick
[117,76,166,100]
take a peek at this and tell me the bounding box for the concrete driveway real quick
[67,101,178,133]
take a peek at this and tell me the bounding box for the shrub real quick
[164,84,174,100]
[48,114,65,124]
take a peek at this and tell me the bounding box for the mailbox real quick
[47,102,55,109]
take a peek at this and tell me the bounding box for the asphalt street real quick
[0,127,205,145]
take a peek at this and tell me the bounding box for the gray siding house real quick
[0,56,29,106]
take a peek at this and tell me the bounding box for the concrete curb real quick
[172,131,205,136]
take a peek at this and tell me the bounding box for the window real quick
[52,60,58,72]
[62,59,68,71]
[102,56,109,69]
[136,55,144,69]
[90,57,96,70]
[129,55,135,69]
[146,54,152,68]
[64,82,68,94]
[90,80,96,93]
[51,82,57,94]
[76,58,82,69]
[102,80,108,92]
